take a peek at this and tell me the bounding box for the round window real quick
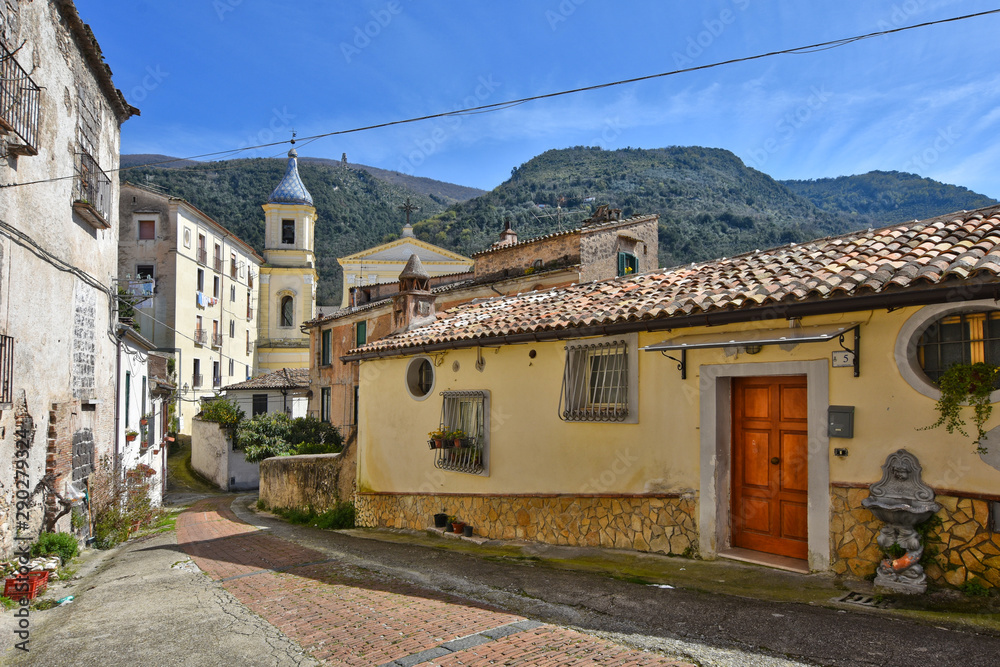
[895,301,1000,400]
[405,357,434,400]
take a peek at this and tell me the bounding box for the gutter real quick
[340,280,1000,363]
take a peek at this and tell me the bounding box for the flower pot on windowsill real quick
[125,432,138,442]
[139,419,148,426]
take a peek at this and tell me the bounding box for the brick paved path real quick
[176,497,691,666]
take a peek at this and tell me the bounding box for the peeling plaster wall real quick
[0,2,128,557]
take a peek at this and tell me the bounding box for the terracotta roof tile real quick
[222,368,310,391]
[348,206,1000,357]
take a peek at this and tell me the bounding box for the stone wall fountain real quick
[861,449,941,594]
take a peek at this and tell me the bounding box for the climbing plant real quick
[921,362,1000,454]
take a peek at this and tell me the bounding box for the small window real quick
[228,359,234,376]
[124,371,131,428]
[280,295,293,327]
[321,329,332,366]
[917,311,1000,382]
[230,285,236,302]
[434,390,489,475]
[282,219,295,244]
[230,253,237,278]
[321,387,331,423]
[252,394,268,416]
[355,320,367,348]
[193,359,202,388]
[136,265,155,280]
[213,276,220,298]
[183,228,192,248]
[405,357,434,400]
[213,361,221,387]
[229,320,235,338]
[197,269,204,293]
[138,219,155,240]
[617,251,638,277]
[559,336,636,422]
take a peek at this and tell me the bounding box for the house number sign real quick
[832,350,855,367]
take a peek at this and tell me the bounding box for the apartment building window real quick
[214,244,222,272]
[213,276,220,298]
[213,361,221,387]
[0,39,41,156]
[124,371,131,428]
[229,359,234,376]
[230,252,238,278]
[230,285,236,302]
[320,387,331,423]
[195,316,206,345]
[197,234,207,265]
[247,291,253,319]
[197,269,205,293]
[193,359,202,388]
[138,219,155,240]
[321,329,332,366]
[229,320,235,338]
[282,219,295,244]
[249,273,254,289]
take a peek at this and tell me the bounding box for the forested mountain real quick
[122,148,995,304]
[414,146,853,269]
[781,171,997,225]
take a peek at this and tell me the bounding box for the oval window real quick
[405,357,434,400]
[916,311,1000,382]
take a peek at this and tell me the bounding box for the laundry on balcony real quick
[196,291,206,307]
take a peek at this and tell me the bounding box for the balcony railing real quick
[431,438,485,475]
[0,41,40,156]
[73,152,112,229]
[192,374,203,388]
[247,306,254,320]
[230,259,238,278]
[194,328,207,345]
[212,333,224,348]
[213,376,222,388]
[246,341,254,355]
[213,257,222,273]
[197,248,207,265]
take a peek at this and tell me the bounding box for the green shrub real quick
[237,412,293,462]
[90,457,163,550]
[270,502,356,530]
[288,416,342,450]
[31,532,79,563]
[292,442,342,456]
[959,578,990,597]
[200,397,245,431]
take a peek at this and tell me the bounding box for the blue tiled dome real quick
[267,149,313,205]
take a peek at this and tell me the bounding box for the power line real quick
[3,7,999,192]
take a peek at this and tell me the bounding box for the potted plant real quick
[428,428,447,449]
[125,429,138,442]
[921,361,1000,453]
[139,413,150,426]
[450,517,466,534]
[448,429,466,448]
[463,525,474,538]
[433,510,448,528]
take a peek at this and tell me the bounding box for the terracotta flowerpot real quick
[451,522,465,534]
[126,434,137,442]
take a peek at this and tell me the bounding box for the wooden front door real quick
[731,376,809,560]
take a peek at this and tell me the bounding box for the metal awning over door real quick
[640,323,860,378]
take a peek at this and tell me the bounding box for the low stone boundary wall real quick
[355,493,699,556]
[831,485,1000,588]
[259,454,345,511]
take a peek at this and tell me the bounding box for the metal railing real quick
[0,42,40,155]
[431,437,484,474]
[213,376,222,387]
[197,248,207,265]
[212,333,224,347]
[193,328,207,345]
[213,256,222,273]
[246,341,254,355]
[74,151,111,225]
[559,340,629,422]
[230,259,238,278]
[247,306,254,320]
[192,373,203,388]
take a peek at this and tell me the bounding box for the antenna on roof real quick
[290,130,297,146]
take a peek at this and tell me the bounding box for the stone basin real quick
[861,497,941,527]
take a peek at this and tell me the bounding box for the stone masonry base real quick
[831,486,1000,589]
[355,493,699,556]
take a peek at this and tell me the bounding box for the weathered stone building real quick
[0,1,137,555]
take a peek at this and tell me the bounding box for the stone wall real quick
[579,216,660,284]
[260,452,350,511]
[831,486,1000,588]
[356,493,698,555]
[472,233,581,279]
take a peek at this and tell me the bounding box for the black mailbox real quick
[828,405,854,438]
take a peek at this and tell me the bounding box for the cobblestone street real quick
[177,497,692,666]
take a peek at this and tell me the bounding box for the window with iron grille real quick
[917,311,1000,382]
[559,335,637,423]
[433,391,489,475]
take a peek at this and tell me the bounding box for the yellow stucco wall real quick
[358,306,1000,498]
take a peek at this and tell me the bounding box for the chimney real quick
[391,254,436,334]
[498,218,518,246]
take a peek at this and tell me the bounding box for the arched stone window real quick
[280,295,293,327]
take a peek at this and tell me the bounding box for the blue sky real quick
[77,1,1000,197]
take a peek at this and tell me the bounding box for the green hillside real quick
[123,157,451,305]
[413,146,855,269]
[781,171,997,225]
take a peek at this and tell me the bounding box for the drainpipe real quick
[114,327,124,482]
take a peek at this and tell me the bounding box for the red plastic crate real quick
[4,571,49,601]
